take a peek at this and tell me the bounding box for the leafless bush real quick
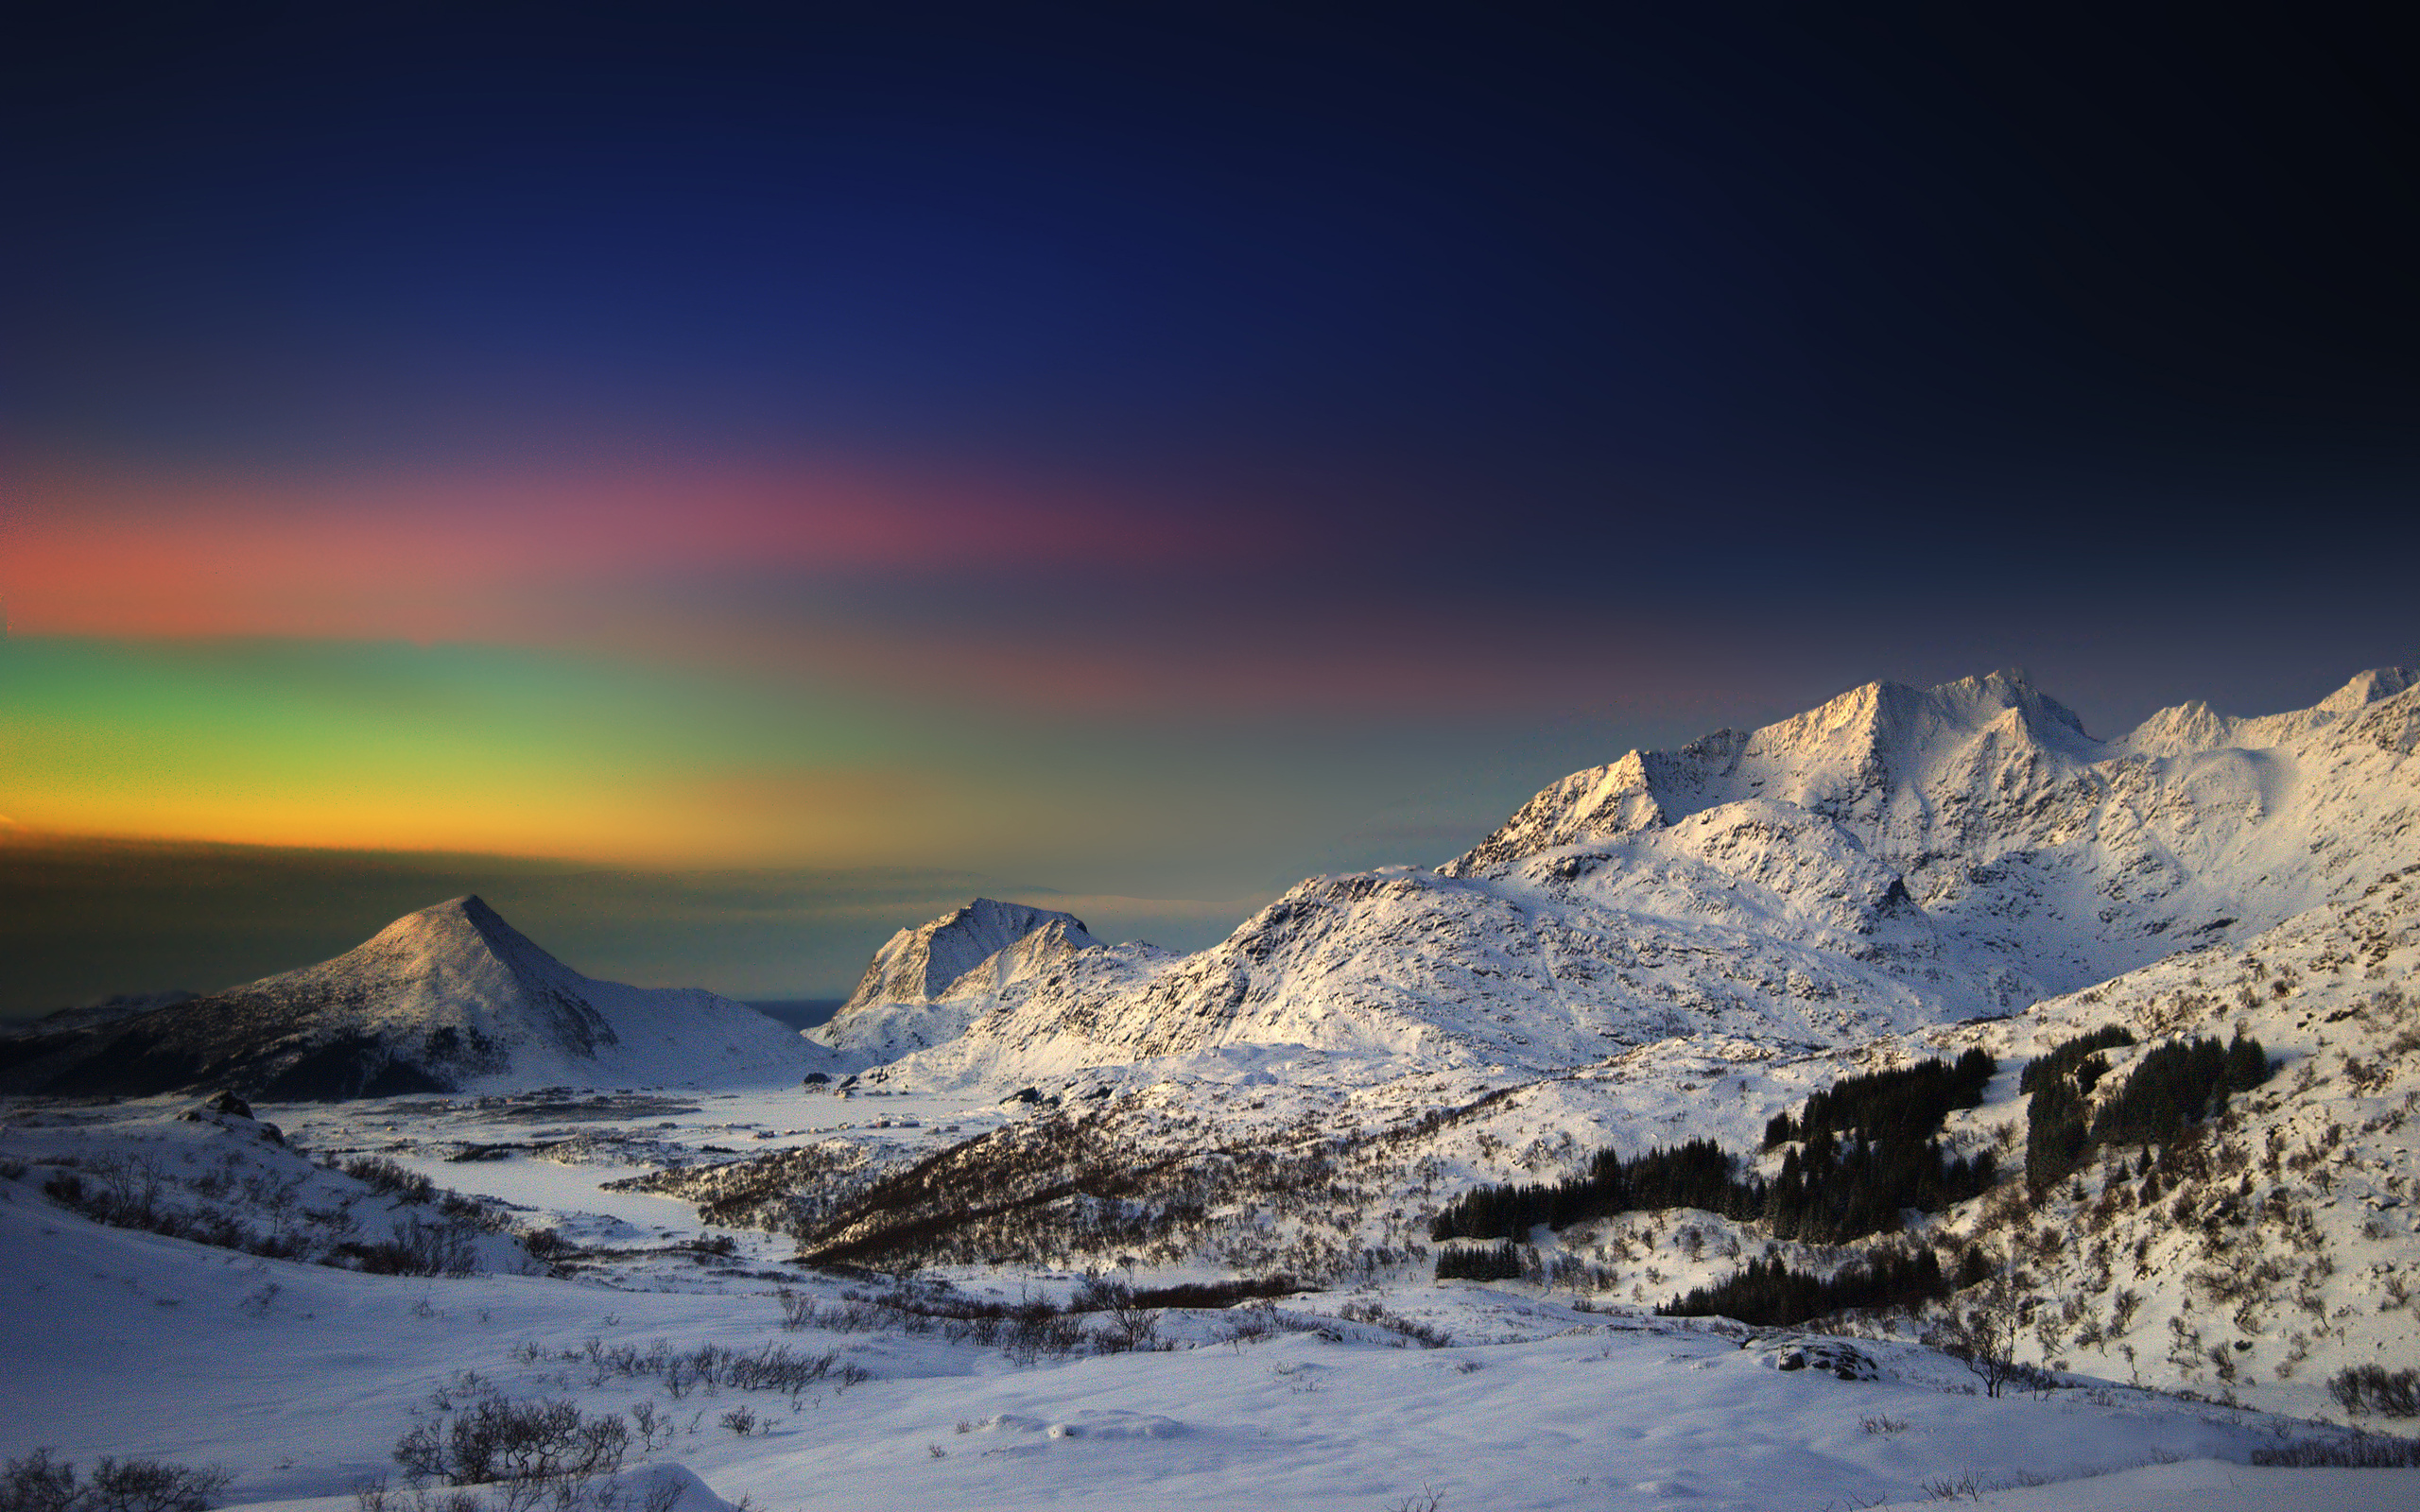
[1070,1272,1164,1350]
[344,1217,481,1278]
[2,1452,232,1512]
[1338,1298,1451,1349]
[1923,1271,2033,1399]
[344,1158,439,1206]
[774,1288,815,1331]
[2330,1365,2420,1418]
[392,1392,629,1512]
[2253,1434,2420,1467]
[716,1409,759,1438]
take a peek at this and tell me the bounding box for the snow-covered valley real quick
[9,668,2420,1510]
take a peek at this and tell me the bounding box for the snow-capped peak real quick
[2316,664,2417,713]
[850,666,2420,1091]
[1445,670,2101,877]
[838,899,1101,1014]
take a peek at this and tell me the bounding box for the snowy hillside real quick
[0,896,831,1098]
[861,668,2420,1088]
[1909,860,2420,1411]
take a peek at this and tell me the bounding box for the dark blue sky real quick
[19,5,2417,529]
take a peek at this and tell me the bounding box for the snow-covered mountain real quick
[813,898,1168,1064]
[856,668,2420,1087]
[0,896,829,1099]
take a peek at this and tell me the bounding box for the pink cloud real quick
[1,452,1242,641]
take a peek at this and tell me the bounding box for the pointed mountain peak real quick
[2318,666,2419,714]
[354,894,576,988]
[1784,670,2091,760]
[840,898,1098,1013]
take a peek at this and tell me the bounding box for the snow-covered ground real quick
[7,1081,2417,1512]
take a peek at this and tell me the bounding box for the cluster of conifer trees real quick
[1428,1138,1746,1242]
[1763,1048,1997,1146]
[1657,1242,1987,1327]
[2022,1024,2270,1187]
[1429,1053,1999,1248]
[1433,1240,1525,1281]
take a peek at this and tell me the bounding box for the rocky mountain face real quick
[856,668,2420,1087]
[0,896,824,1099]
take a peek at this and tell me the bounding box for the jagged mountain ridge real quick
[858,668,2420,1086]
[0,896,827,1099]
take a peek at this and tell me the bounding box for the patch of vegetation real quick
[1434,1056,1999,1248]
[1429,1140,1747,1241]
[561,1336,864,1399]
[341,1157,438,1205]
[1434,1241,1524,1281]
[1657,1244,1956,1328]
[1121,1276,1301,1309]
[2024,1028,2270,1188]
[1336,1298,1451,1347]
[788,1105,1419,1281]
[2016,1025,2135,1096]
[2330,1365,2420,1418]
[2252,1434,2420,1467]
[1764,1051,1996,1147]
[36,1149,516,1278]
[2092,1034,2273,1146]
[1,1452,230,1512]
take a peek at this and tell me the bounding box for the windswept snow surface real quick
[2,1136,2410,1512]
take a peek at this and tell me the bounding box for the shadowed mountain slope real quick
[0,896,827,1099]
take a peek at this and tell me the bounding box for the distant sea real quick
[747,999,845,1031]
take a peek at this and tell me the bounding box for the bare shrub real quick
[1923,1271,2034,1400]
[392,1393,628,1512]
[344,1158,439,1206]
[2329,1365,2420,1418]
[343,1217,481,1278]
[1337,1299,1452,1349]
[2,1452,232,1512]
[2252,1434,2420,1467]
[716,1409,759,1438]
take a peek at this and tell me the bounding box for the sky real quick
[4,3,2416,1016]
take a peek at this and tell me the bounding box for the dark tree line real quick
[1435,1241,1525,1281]
[1764,1128,1996,1245]
[1429,1139,1751,1242]
[2093,1033,2272,1145]
[1764,1050,1996,1148]
[1658,1244,1976,1327]
[1431,1052,2000,1250]
[2024,1025,2270,1187]
[2016,1023,2134,1095]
